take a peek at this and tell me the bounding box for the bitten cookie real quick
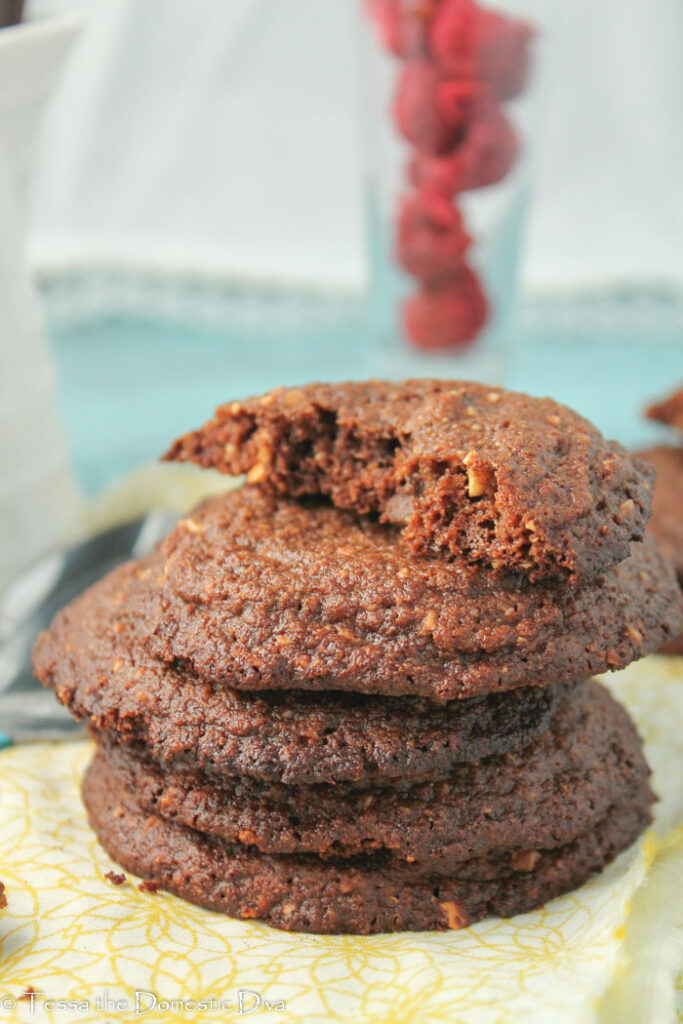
[163,380,654,584]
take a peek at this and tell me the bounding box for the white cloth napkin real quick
[25,0,683,295]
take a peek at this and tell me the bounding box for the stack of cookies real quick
[636,385,683,654]
[34,381,683,934]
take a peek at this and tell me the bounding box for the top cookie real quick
[646,386,683,432]
[164,379,653,584]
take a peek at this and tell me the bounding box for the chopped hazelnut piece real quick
[440,900,467,929]
[283,388,306,407]
[181,518,205,534]
[618,499,635,521]
[463,451,493,498]
[422,610,437,631]
[336,627,356,641]
[511,850,541,872]
[247,463,268,484]
[239,905,261,919]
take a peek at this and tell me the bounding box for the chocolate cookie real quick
[646,386,683,432]
[33,563,576,785]
[93,681,651,872]
[163,380,653,584]
[636,445,683,654]
[83,753,652,934]
[142,489,680,700]
[636,447,683,579]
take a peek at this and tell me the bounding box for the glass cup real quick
[360,0,541,381]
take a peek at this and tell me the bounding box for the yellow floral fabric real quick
[1,657,682,1024]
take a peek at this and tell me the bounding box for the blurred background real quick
[1,0,682,585]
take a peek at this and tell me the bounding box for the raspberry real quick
[396,191,471,280]
[476,11,533,100]
[430,0,534,100]
[402,265,489,349]
[437,76,486,126]
[409,104,518,193]
[394,62,482,155]
[365,0,442,59]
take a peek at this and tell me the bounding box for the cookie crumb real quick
[138,880,159,893]
[105,871,126,886]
